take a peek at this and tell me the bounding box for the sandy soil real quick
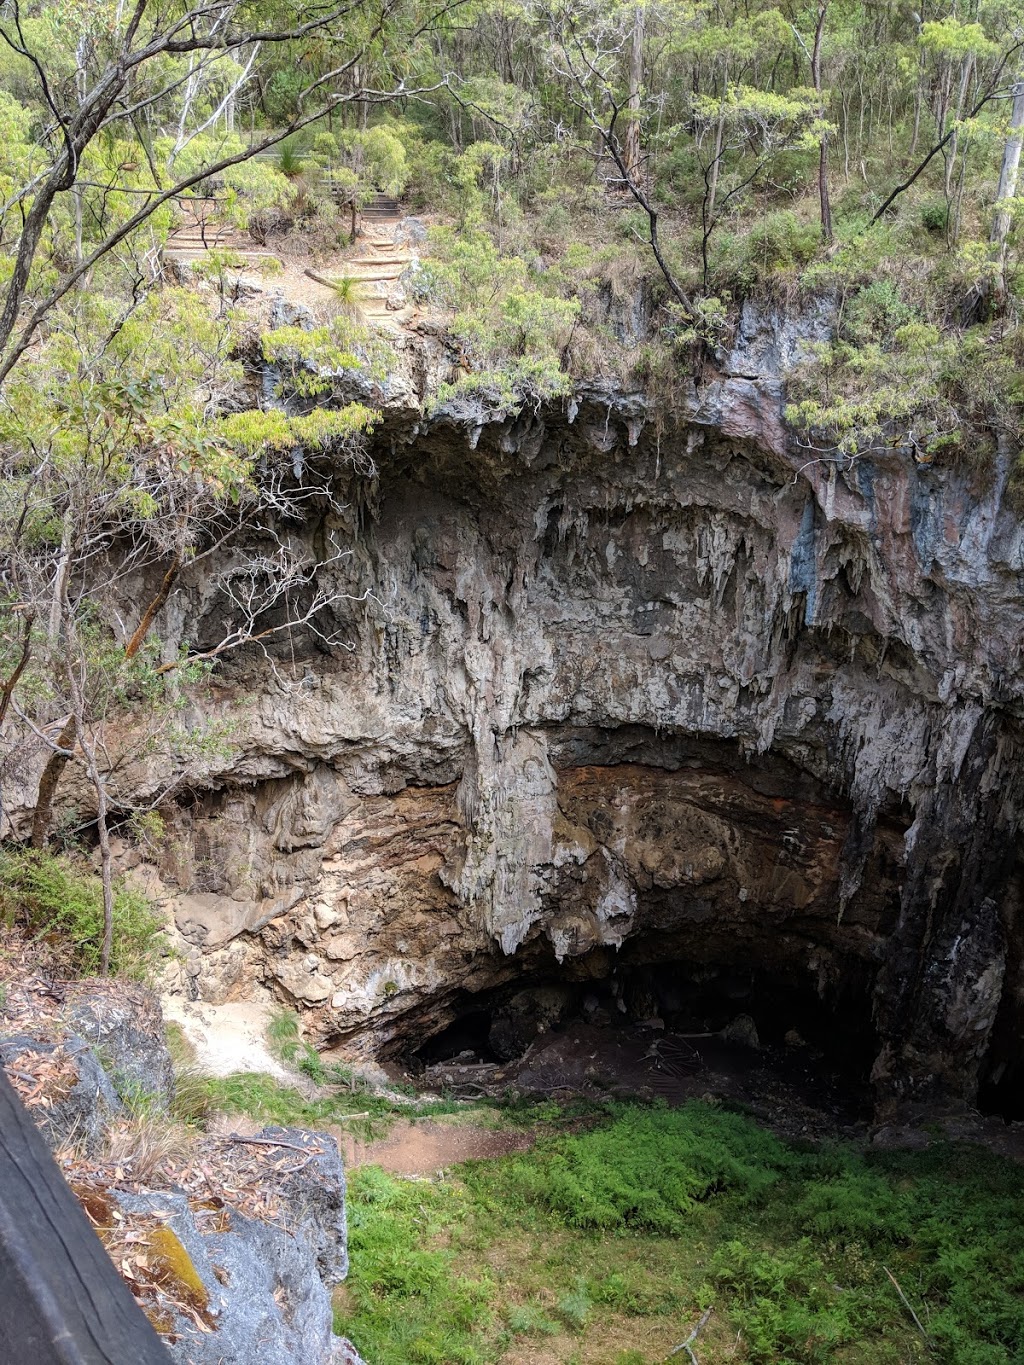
[333,1117,536,1174]
[161,996,292,1080]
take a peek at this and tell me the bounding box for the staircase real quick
[360,191,401,219]
[163,197,278,265]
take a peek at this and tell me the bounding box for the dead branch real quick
[220,1135,321,1153]
[670,1305,713,1362]
[883,1266,928,1338]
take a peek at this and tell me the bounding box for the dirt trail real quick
[165,200,423,331]
[333,1118,536,1175]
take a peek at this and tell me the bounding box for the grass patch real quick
[197,1069,516,1143]
[0,846,163,977]
[334,1101,1024,1365]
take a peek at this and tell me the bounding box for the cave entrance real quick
[416,1009,501,1065]
[410,946,879,1126]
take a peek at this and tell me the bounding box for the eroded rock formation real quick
[22,302,1024,1117]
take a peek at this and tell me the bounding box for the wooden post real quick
[0,1068,170,1363]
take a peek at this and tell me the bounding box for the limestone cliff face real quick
[81,304,1024,1114]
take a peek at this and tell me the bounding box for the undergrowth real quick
[0,846,163,978]
[196,1068,518,1143]
[335,1100,1024,1365]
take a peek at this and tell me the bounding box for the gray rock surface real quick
[0,1033,120,1153]
[63,982,175,1110]
[115,1128,351,1365]
[11,301,1024,1115]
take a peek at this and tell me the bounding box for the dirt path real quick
[165,200,424,332]
[333,1118,536,1175]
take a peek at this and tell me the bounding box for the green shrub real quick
[506,1302,559,1336]
[330,1099,1024,1365]
[0,846,163,977]
[841,277,917,345]
[266,1006,303,1062]
[557,1278,592,1329]
[734,209,820,286]
[920,197,949,232]
[501,1101,794,1234]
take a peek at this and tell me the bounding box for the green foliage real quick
[556,1278,592,1329]
[725,209,821,288]
[260,319,392,398]
[787,268,1024,458]
[216,402,380,455]
[501,1102,793,1233]
[199,1067,479,1136]
[419,226,578,415]
[0,847,163,978]
[266,1006,304,1062]
[356,125,410,198]
[276,139,308,178]
[332,1101,1024,1365]
[920,197,950,233]
[505,1302,560,1336]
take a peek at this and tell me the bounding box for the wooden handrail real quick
[0,1068,170,1363]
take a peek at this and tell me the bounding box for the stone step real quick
[339,265,406,280]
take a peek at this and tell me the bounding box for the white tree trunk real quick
[992,75,1024,296]
[623,6,645,183]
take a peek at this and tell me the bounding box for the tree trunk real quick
[992,75,1024,303]
[705,62,729,227]
[623,5,646,183]
[30,718,76,850]
[812,0,833,242]
[123,556,180,660]
[66,660,114,976]
[945,54,975,200]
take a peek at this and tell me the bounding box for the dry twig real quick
[670,1305,713,1362]
[218,1134,319,1153]
[883,1265,928,1338]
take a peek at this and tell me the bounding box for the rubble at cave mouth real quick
[406,949,881,1130]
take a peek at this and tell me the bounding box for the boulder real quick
[0,1033,120,1154]
[64,981,174,1110]
[115,1128,352,1365]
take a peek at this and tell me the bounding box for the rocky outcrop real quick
[17,300,1024,1117]
[0,1033,121,1154]
[115,1128,356,1365]
[64,982,175,1110]
[0,971,359,1365]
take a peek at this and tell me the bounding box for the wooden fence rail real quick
[0,1068,170,1363]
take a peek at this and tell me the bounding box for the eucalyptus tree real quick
[0,0,451,968]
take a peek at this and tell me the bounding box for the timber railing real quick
[0,1068,170,1363]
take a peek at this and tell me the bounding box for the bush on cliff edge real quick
[0,846,163,978]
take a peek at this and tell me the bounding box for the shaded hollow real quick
[357,732,910,1119]
[409,942,880,1126]
[150,397,1024,1118]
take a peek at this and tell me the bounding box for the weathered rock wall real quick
[31,304,1024,1116]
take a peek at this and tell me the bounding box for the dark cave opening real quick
[416,1009,502,1064]
[978,1057,1024,1123]
[409,945,880,1125]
